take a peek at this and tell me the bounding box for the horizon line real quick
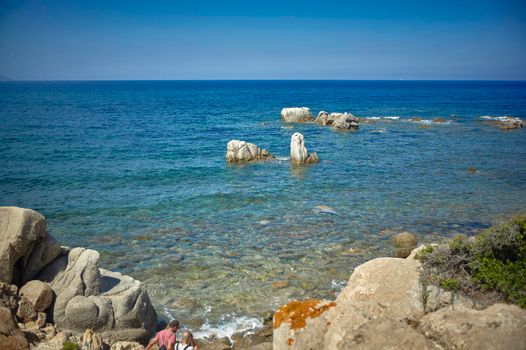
[2,78,526,82]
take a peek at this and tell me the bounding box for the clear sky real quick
[1,0,525,80]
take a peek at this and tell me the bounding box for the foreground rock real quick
[419,304,526,349]
[0,306,29,350]
[226,140,274,163]
[0,207,158,346]
[0,207,61,285]
[273,246,526,350]
[290,132,319,165]
[280,107,313,123]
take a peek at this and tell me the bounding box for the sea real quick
[1,80,526,337]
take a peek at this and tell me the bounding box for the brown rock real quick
[82,329,105,350]
[271,281,288,289]
[36,312,47,328]
[432,117,447,123]
[16,297,37,323]
[419,304,526,349]
[19,280,54,312]
[110,341,145,350]
[0,306,29,350]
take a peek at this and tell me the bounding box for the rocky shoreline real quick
[2,207,526,350]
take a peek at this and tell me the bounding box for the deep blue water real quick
[1,80,526,336]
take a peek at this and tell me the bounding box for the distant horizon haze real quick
[1,0,525,80]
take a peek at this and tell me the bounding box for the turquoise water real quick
[1,80,526,336]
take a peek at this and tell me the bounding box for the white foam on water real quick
[383,116,400,120]
[366,116,381,120]
[194,315,263,341]
[420,119,433,125]
[331,279,347,292]
[275,156,290,161]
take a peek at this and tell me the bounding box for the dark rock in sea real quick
[432,117,447,123]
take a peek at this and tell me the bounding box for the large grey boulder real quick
[226,140,274,163]
[38,248,157,343]
[419,304,526,349]
[0,207,61,285]
[281,107,313,123]
[290,132,319,165]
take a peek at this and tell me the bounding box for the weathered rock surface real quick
[0,207,61,284]
[336,257,424,321]
[419,304,526,349]
[16,296,37,323]
[281,107,313,123]
[19,280,54,313]
[82,329,105,350]
[273,245,526,350]
[38,248,157,342]
[315,111,359,129]
[226,140,274,163]
[290,132,319,165]
[330,113,359,130]
[0,306,29,350]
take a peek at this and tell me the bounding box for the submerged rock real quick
[482,116,524,130]
[226,140,274,163]
[391,231,417,258]
[281,107,314,123]
[290,132,319,165]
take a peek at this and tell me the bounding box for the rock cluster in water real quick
[226,140,274,163]
[272,246,526,350]
[0,207,157,350]
[290,132,319,165]
[315,111,359,130]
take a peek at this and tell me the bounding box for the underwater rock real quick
[391,232,417,258]
[226,140,274,163]
[281,107,313,123]
[290,132,319,165]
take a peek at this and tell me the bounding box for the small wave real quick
[331,279,347,292]
[383,116,400,120]
[480,115,517,121]
[194,315,263,341]
[275,156,290,161]
[366,117,381,120]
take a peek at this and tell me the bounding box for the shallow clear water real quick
[1,80,526,336]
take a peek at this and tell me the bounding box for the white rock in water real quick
[290,132,319,165]
[226,140,274,163]
[281,107,314,123]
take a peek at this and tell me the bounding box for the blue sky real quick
[0,0,525,80]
